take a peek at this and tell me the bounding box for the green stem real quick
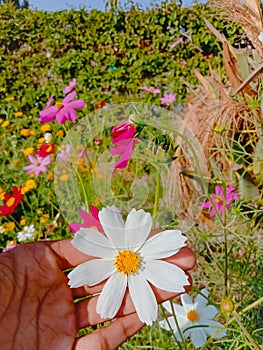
[152,171,160,227]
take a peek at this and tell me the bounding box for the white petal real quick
[125,209,152,250]
[96,272,127,319]
[140,230,186,259]
[194,290,209,310]
[72,228,115,258]
[68,259,115,287]
[190,328,207,348]
[203,320,227,338]
[98,206,125,249]
[161,301,186,317]
[181,293,194,310]
[198,305,219,321]
[142,259,189,292]
[128,274,157,325]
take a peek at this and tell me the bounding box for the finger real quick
[73,312,144,350]
[44,239,93,270]
[72,246,196,298]
[75,272,193,329]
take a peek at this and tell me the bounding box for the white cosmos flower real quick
[159,288,226,348]
[68,206,190,325]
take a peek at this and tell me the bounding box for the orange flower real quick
[40,124,51,132]
[22,179,36,194]
[20,129,31,137]
[14,112,23,117]
[20,219,26,226]
[5,222,15,231]
[23,147,34,156]
[1,120,9,128]
[56,130,64,137]
[13,159,19,167]
[59,174,69,181]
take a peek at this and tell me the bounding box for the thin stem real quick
[152,171,160,227]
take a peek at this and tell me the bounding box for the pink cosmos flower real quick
[23,155,51,177]
[170,37,183,50]
[202,185,238,218]
[110,121,136,169]
[68,206,103,233]
[160,93,176,105]
[57,144,71,161]
[46,96,53,108]
[38,92,85,124]
[141,86,161,94]
[63,78,77,95]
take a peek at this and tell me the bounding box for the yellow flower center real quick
[36,162,40,167]
[6,197,15,207]
[187,310,199,322]
[46,145,52,153]
[55,102,63,109]
[114,250,140,275]
[215,197,222,203]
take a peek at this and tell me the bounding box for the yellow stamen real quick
[6,197,15,207]
[114,250,140,275]
[46,145,52,153]
[220,299,234,313]
[36,162,40,166]
[55,102,63,109]
[187,310,199,322]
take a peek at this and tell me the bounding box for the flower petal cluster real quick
[23,154,51,177]
[38,92,85,124]
[17,224,36,242]
[160,93,176,105]
[0,186,23,217]
[68,206,189,325]
[36,143,55,157]
[202,185,238,217]
[159,288,226,348]
[110,121,136,169]
[141,86,161,94]
[69,205,103,233]
[63,78,76,94]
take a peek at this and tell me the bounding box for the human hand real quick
[0,239,195,350]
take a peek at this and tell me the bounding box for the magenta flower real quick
[202,185,238,218]
[141,86,161,94]
[69,206,103,233]
[110,121,136,169]
[46,96,53,108]
[23,155,51,177]
[160,93,176,105]
[63,78,77,95]
[170,37,183,50]
[57,144,71,161]
[38,92,85,124]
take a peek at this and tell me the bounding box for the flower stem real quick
[152,172,160,227]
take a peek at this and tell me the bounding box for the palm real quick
[0,242,76,350]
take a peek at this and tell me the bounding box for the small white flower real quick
[17,224,36,242]
[258,32,263,44]
[159,288,226,348]
[44,132,52,143]
[68,206,190,325]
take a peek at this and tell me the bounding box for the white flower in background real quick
[159,288,226,348]
[17,224,36,242]
[68,206,189,325]
[258,32,263,44]
[44,132,52,143]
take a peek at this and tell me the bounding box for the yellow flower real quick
[1,87,7,93]
[5,222,15,231]
[20,129,31,137]
[5,96,14,101]
[23,147,34,156]
[30,130,35,135]
[56,130,64,137]
[20,219,26,226]
[77,158,85,166]
[94,198,100,206]
[59,174,69,181]
[38,137,45,144]
[76,125,83,132]
[40,124,51,132]
[76,144,83,150]
[1,133,6,139]
[13,159,19,167]
[14,112,23,117]
[1,120,10,128]
[0,119,3,124]
[80,166,88,174]
[48,172,54,180]
[220,299,234,313]
[40,214,49,223]
[22,179,36,194]
[0,188,5,200]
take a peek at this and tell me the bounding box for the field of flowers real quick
[0,0,263,349]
